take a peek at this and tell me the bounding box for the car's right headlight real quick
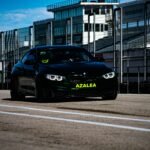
[46,74,65,81]
[102,72,115,79]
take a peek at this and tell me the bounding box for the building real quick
[33,19,53,46]
[97,0,150,92]
[0,27,33,88]
[47,0,119,53]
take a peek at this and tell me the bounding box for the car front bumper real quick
[38,76,118,98]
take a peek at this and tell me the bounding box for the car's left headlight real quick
[46,74,65,81]
[102,72,115,79]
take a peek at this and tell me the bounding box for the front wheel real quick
[10,77,25,100]
[102,91,117,100]
[35,84,54,101]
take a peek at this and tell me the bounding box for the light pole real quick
[113,7,123,84]
[144,1,150,81]
[88,13,90,52]
[66,17,73,45]
[88,8,96,56]
[93,12,96,57]
[70,17,73,45]
[47,22,51,45]
[50,21,53,45]
[113,8,117,71]
[120,7,123,84]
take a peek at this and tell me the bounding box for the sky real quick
[0,0,133,32]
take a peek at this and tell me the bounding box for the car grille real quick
[68,72,99,84]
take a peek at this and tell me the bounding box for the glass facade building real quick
[34,19,52,46]
[0,27,33,87]
[95,0,150,93]
[18,27,33,59]
[47,0,119,48]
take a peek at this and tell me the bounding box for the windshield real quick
[38,48,95,64]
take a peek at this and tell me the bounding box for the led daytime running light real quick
[103,72,115,79]
[46,74,64,81]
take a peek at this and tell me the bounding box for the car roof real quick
[30,45,84,51]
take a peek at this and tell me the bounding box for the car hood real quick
[38,61,112,76]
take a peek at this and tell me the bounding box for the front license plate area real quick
[75,83,97,89]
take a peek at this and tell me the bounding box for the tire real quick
[35,80,56,102]
[102,91,117,100]
[10,77,25,100]
[35,84,49,101]
[35,86,44,100]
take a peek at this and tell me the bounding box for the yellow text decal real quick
[75,83,96,89]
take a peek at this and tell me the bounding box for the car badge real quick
[83,72,86,77]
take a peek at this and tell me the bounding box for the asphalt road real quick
[0,90,150,150]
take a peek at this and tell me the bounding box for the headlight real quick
[46,74,65,81]
[102,72,115,79]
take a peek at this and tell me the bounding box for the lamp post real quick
[113,7,123,84]
[113,8,117,71]
[50,21,53,45]
[93,11,96,57]
[88,13,90,52]
[144,1,150,81]
[120,7,123,84]
[88,8,96,56]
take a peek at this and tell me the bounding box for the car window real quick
[38,48,94,64]
[22,52,36,65]
[39,51,52,64]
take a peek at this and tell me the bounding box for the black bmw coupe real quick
[10,45,118,100]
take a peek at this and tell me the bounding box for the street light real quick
[113,7,123,84]
[144,0,150,81]
[93,11,96,57]
[88,8,96,56]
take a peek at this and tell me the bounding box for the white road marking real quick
[0,110,150,132]
[0,104,150,123]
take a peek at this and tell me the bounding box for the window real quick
[70,8,76,17]
[96,24,100,31]
[106,6,111,14]
[85,9,91,15]
[39,50,52,64]
[84,23,88,32]
[62,10,68,19]
[37,48,94,64]
[84,23,93,32]
[128,22,137,28]
[101,6,105,14]
[93,8,99,14]
[55,12,62,20]
[101,24,104,32]
[105,24,108,31]
[22,52,36,65]
[76,7,82,16]
[139,21,144,27]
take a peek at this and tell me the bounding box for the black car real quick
[10,45,118,100]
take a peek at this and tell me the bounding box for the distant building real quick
[0,27,33,86]
[47,0,119,53]
[97,0,150,92]
[33,19,53,46]
[0,27,33,64]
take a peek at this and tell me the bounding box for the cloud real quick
[0,7,53,31]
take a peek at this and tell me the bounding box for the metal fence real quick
[119,66,150,94]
